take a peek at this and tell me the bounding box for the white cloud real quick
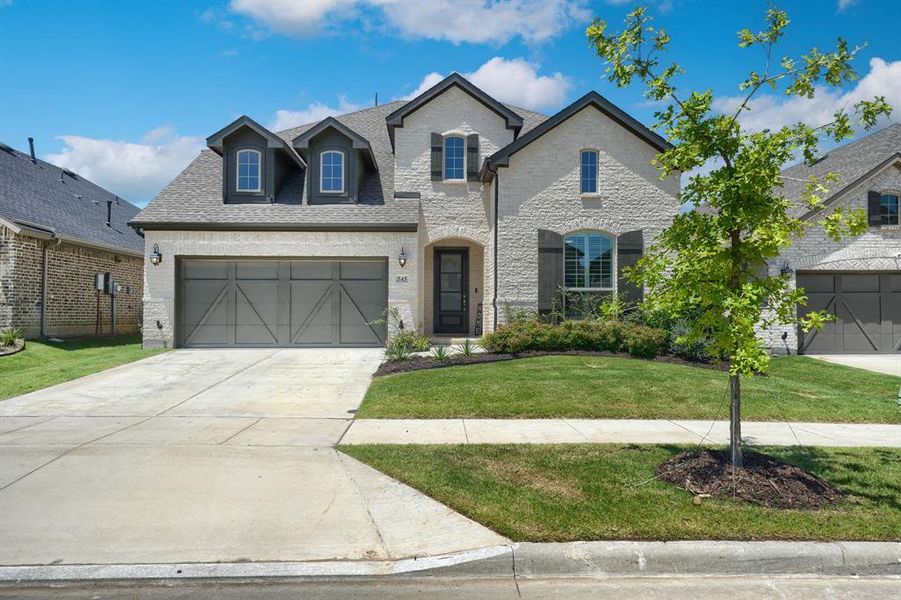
[229,0,355,37]
[837,0,858,12]
[712,58,901,132]
[401,58,571,111]
[229,0,589,45]
[268,95,366,131]
[44,127,204,204]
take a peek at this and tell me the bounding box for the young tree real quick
[587,7,892,467]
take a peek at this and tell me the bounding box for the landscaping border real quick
[374,349,722,377]
[0,339,25,357]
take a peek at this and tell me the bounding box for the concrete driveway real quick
[0,349,505,567]
[807,354,901,377]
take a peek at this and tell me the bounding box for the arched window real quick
[236,149,261,192]
[580,150,598,194]
[444,135,465,180]
[320,150,345,193]
[881,193,899,226]
[564,231,613,290]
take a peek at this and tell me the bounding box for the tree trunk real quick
[729,373,743,467]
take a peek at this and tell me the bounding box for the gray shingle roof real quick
[0,142,143,254]
[132,99,548,229]
[779,123,901,216]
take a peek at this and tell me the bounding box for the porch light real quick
[779,260,792,276]
[149,243,162,266]
[398,246,407,268]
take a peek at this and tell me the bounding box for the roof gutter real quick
[128,221,419,233]
[492,166,499,331]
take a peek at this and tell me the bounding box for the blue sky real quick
[1,0,899,206]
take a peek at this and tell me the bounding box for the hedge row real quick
[481,320,669,358]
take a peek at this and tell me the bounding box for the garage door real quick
[178,259,388,348]
[797,272,901,354]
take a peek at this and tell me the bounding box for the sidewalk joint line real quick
[217,417,263,445]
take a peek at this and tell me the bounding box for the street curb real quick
[1,541,898,583]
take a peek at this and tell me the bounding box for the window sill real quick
[580,193,601,200]
[442,179,468,185]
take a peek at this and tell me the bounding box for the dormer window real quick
[236,149,261,192]
[444,136,465,181]
[580,150,598,195]
[320,150,345,193]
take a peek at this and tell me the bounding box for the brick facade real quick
[0,224,143,338]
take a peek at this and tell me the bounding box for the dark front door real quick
[797,271,901,354]
[434,249,469,334]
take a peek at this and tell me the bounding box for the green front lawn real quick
[342,444,901,542]
[358,355,900,423]
[0,335,167,400]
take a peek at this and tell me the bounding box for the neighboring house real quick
[764,123,901,355]
[0,140,144,338]
[131,73,679,349]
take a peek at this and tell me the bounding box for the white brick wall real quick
[761,162,901,353]
[141,230,418,348]
[493,105,680,324]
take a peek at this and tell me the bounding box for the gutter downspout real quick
[40,237,61,338]
[492,169,499,331]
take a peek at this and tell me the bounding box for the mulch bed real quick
[656,449,843,510]
[374,349,723,377]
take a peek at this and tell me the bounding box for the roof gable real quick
[385,73,524,150]
[206,115,304,167]
[483,91,671,178]
[292,116,376,166]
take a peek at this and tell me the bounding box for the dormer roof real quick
[206,115,305,168]
[291,116,377,167]
[385,73,524,151]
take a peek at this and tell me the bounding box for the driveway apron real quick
[0,349,506,566]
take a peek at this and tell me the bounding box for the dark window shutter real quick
[617,230,644,305]
[868,190,882,227]
[430,133,443,181]
[466,133,480,182]
[538,230,564,314]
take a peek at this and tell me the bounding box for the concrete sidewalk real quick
[808,354,901,377]
[341,418,901,447]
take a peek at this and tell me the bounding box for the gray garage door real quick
[179,259,387,348]
[797,272,901,354]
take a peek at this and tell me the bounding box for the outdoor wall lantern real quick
[149,243,162,266]
[398,246,407,268]
[779,260,793,276]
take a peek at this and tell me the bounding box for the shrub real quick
[482,319,668,358]
[392,331,431,352]
[385,340,413,362]
[1,328,22,346]
[430,345,452,361]
[458,338,479,356]
[624,325,670,358]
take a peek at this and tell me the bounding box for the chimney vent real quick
[106,199,112,227]
[27,137,36,163]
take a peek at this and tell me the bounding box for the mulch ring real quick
[0,339,25,357]
[374,349,723,377]
[656,448,843,510]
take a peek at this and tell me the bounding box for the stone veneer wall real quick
[494,105,680,326]
[761,162,901,353]
[0,224,143,337]
[141,229,418,348]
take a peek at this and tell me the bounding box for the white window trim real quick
[320,150,345,194]
[579,148,600,197]
[563,231,616,292]
[442,133,466,182]
[236,149,262,193]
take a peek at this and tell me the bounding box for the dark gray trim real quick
[492,170,499,330]
[799,153,901,222]
[386,73,524,151]
[482,92,671,180]
[394,191,421,199]
[206,115,305,168]
[129,221,418,232]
